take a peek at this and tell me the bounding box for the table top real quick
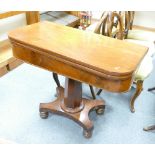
[8,21,148,77]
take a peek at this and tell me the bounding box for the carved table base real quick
[39,78,105,138]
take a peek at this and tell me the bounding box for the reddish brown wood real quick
[8,21,148,78]
[8,21,148,138]
[40,77,105,138]
[62,78,84,113]
[130,80,143,113]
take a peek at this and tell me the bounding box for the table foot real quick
[40,111,49,119]
[143,125,155,131]
[39,86,105,138]
[96,106,105,115]
[130,106,135,113]
[83,129,92,138]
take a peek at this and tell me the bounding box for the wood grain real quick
[8,21,148,92]
[11,43,133,92]
[25,11,40,25]
[8,21,148,137]
[8,21,148,77]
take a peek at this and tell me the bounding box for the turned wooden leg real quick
[148,87,155,91]
[143,125,155,131]
[52,72,60,87]
[40,77,105,138]
[130,80,143,113]
[89,85,96,99]
[97,89,103,95]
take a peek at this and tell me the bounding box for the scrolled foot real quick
[96,106,105,115]
[130,107,135,113]
[83,130,92,139]
[40,111,49,119]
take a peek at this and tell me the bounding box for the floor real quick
[0,59,155,144]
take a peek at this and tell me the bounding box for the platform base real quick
[39,87,105,138]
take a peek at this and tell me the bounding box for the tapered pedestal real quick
[39,78,105,138]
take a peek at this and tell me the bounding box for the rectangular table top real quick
[8,21,148,77]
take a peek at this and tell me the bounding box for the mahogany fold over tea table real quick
[8,21,148,138]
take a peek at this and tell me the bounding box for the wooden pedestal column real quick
[39,78,105,138]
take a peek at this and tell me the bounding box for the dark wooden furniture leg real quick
[143,125,155,131]
[97,89,103,95]
[52,73,96,99]
[97,80,143,113]
[89,85,96,99]
[130,80,143,113]
[52,72,60,87]
[39,77,105,138]
[148,87,155,92]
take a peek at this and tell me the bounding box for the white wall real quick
[92,11,103,19]
[133,11,155,28]
[0,13,27,41]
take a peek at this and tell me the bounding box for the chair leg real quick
[97,89,103,95]
[52,72,60,87]
[148,87,155,91]
[89,85,96,99]
[130,80,143,113]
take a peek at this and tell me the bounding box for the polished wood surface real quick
[9,21,148,92]
[9,42,134,92]
[95,11,150,112]
[8,22,148,138]
[8,21,148,77]
[40,83,105,138]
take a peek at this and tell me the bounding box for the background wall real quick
[133,11,155,28]
[0,13,26,41]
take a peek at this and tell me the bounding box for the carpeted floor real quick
[0,59,155,144]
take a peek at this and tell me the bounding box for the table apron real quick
[12,43,134,93]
